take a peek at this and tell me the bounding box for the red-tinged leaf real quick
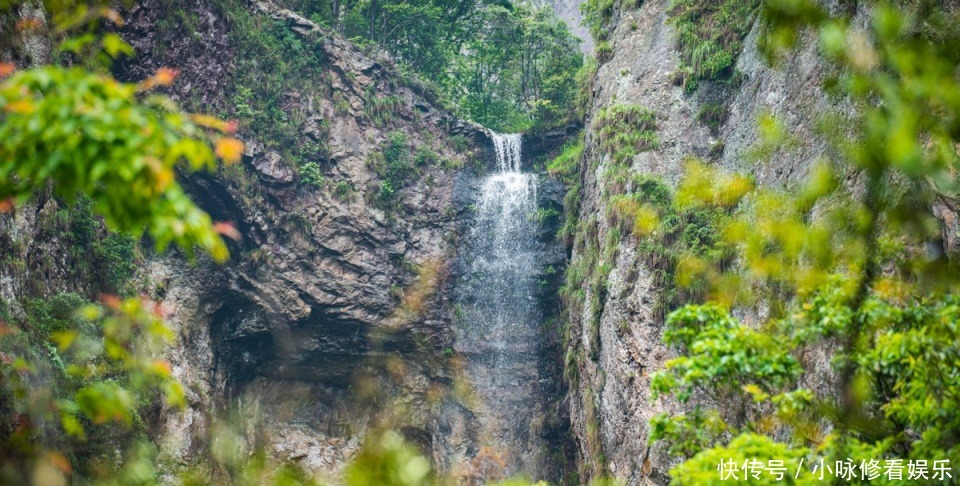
[148,299,164,317]
[155,67,179,86]
[224,119,239,134]
[158,302,176,319]
[151,360,173,377]
[100,8,124,26]
[146,157,173,191]
[0,199,12,212]
[138,296,167,320]
[13,413,31,432]
[137,68,180,91]
[100,294,122,310]
[15,18,43,32]
[214,221,241,241]
[191,114,226,131]
[45,451,73,475]
[215,138,244,164]
[147,300,174,319]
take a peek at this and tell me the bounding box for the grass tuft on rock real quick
[668,0,761,92]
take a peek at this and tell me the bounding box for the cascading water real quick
[452,132,558,480]
[468,133,538,365]
[491,132,525,172]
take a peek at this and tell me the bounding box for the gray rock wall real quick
[564,0,838,483]
[2,0,577,480]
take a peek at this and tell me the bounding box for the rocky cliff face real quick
[11,0,891,482]
[110,0,575,480]
[115,0,483,476]
[2,0,573,480]
[563,0,846,483]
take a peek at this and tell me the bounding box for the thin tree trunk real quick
[333,0,340,32]
[369,0,378,41]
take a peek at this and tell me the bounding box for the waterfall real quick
[491,132,523,172]
[453,132,552,479]
[469,133,538,357]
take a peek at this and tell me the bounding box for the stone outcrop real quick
[11,0,901,482]
[106,1,958,483]
[0,4,114,313]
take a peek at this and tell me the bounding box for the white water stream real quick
[455,132,551,478]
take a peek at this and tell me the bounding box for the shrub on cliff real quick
[270,0,583,133]
[668,0,761,92]
[0,2,242,482]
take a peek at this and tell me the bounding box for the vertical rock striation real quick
[113,1,489,476]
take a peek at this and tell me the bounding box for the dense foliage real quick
[0,294,186,483]
[221,0,329,186]
[648,0,960,483]
[0,65,239,261]
[274,0,583,132]
[15,0,960,483]
[0,3,244,483]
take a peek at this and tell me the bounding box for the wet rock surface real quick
[446,136,573,482]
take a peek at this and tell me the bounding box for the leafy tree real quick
[0,64,241,261]
[273,0,583,132]
[451,3,582,132]
[649,0,960,483]
[0,3,244,482]
[0,295,185,483]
